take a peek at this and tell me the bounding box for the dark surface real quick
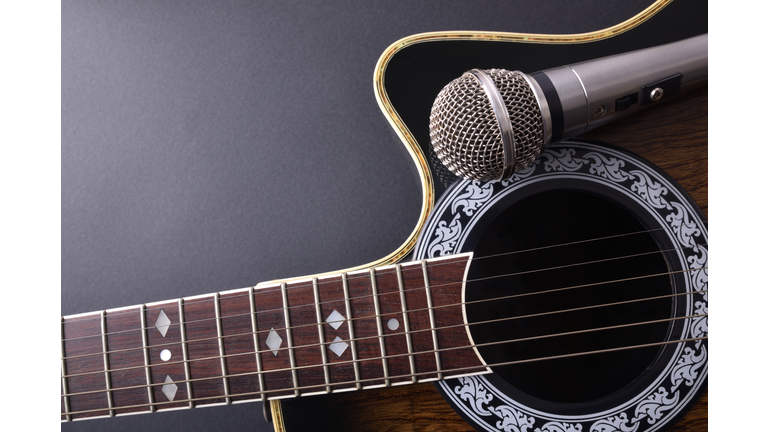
[62,1,659,431]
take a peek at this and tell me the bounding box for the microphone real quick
[429,34,708,181]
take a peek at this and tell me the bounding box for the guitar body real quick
[277,81,708,432]
[61,1,706,431]
[279,0,707,430]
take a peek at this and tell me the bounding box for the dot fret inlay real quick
[160,349,171,361]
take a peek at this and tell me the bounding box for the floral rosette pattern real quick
[414,140,707,432]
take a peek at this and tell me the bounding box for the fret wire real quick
[342,272,362,390]
[100,311,115,416]
[369,268,390,386]
[61,229,704,330]
[63,335,708,416]
[60,317,72,421]
[422,260,443,380]
[248,287,266,400]
[281,282,300,397]
[312,278,331,393]
[396,263,417,383]
[61,246,705,345]
[62,313,707,400]
[140,305,156,412]
[61,287,707,381]
[213,293,231,404]
[178,299,194,408]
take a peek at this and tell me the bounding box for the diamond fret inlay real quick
[161,375,178,401]
[266,327,283,356]
[155,309,171,337]
[326,309,346,330]
[328,336,349,357]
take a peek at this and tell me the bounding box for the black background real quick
[62,2,659,431]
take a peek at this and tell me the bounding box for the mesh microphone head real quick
[429,69,545,181]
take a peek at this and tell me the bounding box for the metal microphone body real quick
[429,34,708,181]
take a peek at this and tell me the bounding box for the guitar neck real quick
[60,253,487,421]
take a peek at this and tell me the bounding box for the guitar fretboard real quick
[61,253,488,421]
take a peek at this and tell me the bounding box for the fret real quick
[104,307,150,416]
[280,283,300,397]
[60,318,71,422]
[62,312,111,419]
[312,278,331,393]
[347,269,389,388]
[253,284,295,397]
[284,279,326,396]
[342,272,362,390]
[140,305,156,412]
[422,260,443,380]
[400,261,439,380]
[396,264,418,383]
[371,264,414,385]
[177,300,193,408]
[248,287,266,399]
[182,295,227,406]
[213,293,232,404]
[219,288,262,403]
[369,269,390,386]
[99,311,115,416]
[314,275,356,392]
[144,301,190,410]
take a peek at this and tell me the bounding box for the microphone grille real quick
[429,69,545,181]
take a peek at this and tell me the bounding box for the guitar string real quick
[62,226,685,324]
[60,277,706,380]
[59,243,703,361]
[61,239,706,345]
[61,333,708,413]
[61,281,707,383]
[60,235,708,396]
[60,265,703,367]
[60,259,706,369]
[61,301,708,397]
[61,296,707,387]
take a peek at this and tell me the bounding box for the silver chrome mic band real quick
[467,69,516,181]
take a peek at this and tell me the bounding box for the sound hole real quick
[465,189,672,404]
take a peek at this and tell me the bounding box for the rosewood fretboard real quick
[60,253,487,421]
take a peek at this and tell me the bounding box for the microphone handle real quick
[528,33,708,144]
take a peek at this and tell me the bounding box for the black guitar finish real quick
[61,1,706,432]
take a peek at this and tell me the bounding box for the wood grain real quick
[279,86,708,432]
[62,255,478,419]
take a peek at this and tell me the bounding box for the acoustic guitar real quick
[61,1,707,431]
[277,1,708,430]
